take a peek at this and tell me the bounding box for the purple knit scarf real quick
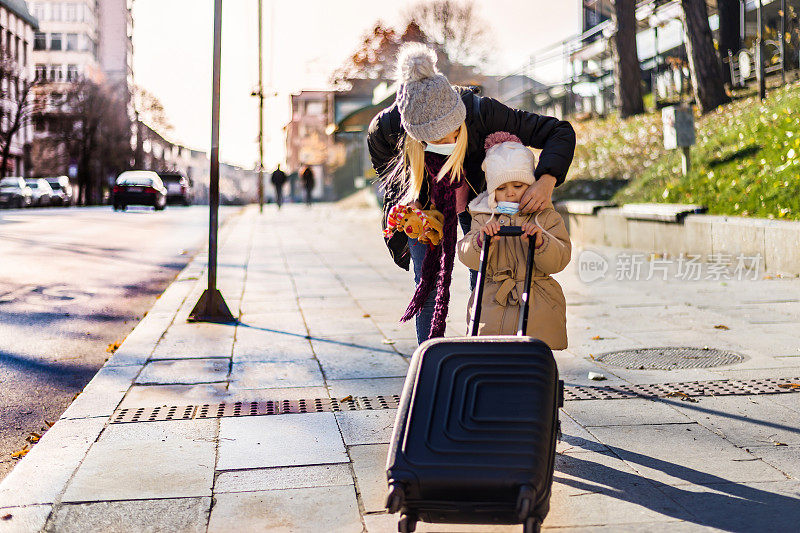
[400,153,459,339]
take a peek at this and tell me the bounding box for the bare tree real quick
[0,55,40,178]
[680,0,730,113]
[48,80,132,204]
[403,0,493,68]
[612,0,645,118]
[330,22,426,89]
[133,84,172,133]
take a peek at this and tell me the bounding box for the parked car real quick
[113,171,167,211]
[158,172,193,205]
[0,177,33,208]
[45,176,74,206]
[25,178,55,207]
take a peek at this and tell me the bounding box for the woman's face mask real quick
[424,142,457,156]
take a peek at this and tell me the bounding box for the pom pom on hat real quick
[484,131,522,151]
[396,43,439,83]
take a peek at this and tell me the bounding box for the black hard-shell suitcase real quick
[385,226,564,533]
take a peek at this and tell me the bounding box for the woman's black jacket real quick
[367,87,576,270]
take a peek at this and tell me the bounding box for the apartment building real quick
[0,0,37,176]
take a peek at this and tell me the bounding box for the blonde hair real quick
[399,122,468,204]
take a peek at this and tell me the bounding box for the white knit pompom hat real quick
[481,132,536,208]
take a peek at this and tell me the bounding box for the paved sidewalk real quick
[1,204,799,532]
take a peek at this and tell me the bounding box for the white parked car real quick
[25,178,55,207]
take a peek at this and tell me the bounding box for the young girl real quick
[457,133,571,350]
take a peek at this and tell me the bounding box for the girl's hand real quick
[481,220,502,244]
[520,222,543,247]
[519,175,556,213]
[407,200,423,210]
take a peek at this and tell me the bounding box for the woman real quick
[367,43,575,344]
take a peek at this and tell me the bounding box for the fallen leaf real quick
[713,324,730,330]
[362,313,371,318]
[589,354,595,360]
[1,514,11,521]
[777,383,800,389]
[666,391,698,402]
[44,420,54,428]
[339,395,353,402]
[774,441,788,446]
[106,341,121,353]
[381,339,396,345]
[10,446,29,459]
[591,335,604,340]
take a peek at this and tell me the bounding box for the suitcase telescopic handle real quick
[468,226,536,337]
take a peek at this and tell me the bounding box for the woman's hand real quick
[520,222,543,247]
[519,175,557,213]
[406,200,423,210]
[481,220,502,244]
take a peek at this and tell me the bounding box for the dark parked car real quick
[0,177,33,208]
[158,172,193,205]
[45,176,74,206]
[113,171,167,211]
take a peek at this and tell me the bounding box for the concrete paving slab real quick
[664,395,800,447]
[217,413,347,470]
[564,399,692,428]
[311,339,409,380]
[151,323,236,360]
[232,330,315,363]
[363,512,519,532]
[228,360,324,389]
[327,377,406,398]
[587,424,786,486]
[335,410,397,446]
[61,420,217,502]
[207,485,363,533]
[214,464,353,493]
[348,444,389,513]
[743,445,800,479]
[659,480,800,531]
[136,358,229,385]
[548,450,688,528]
[119,383,229,409]
[0,505,51,532]
[47,497,210,533]
[558,413,610,454]
[59,365,141,420]
[0,418,107,507]
[236,312,308,337]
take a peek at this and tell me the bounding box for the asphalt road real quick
[0,204,240,480]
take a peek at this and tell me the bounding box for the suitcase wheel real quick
[516,484,535,520]
[385,483,405,514]
[398,513,417,533]
[523,516,542,533]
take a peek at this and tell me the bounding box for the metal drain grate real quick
[594,347,745,369]
[111,395,401,424]
[110,378,800,423]
[564,377,800,401]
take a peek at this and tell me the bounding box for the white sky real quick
[132,0,580,169]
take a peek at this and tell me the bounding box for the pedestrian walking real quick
[271,165,287,208]
[367,43,575,344]
[301,166,315,205]
[457,132,571,350]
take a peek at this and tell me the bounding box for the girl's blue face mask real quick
[496,201,519,216]
[424,142,456,156]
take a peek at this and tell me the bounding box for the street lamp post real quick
[189,0,235,324]
[257,0,264,214]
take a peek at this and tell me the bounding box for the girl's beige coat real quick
[457,192,571,349]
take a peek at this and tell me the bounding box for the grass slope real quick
[569,80,800,220]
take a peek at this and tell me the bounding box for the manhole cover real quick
[594,347,745,370]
